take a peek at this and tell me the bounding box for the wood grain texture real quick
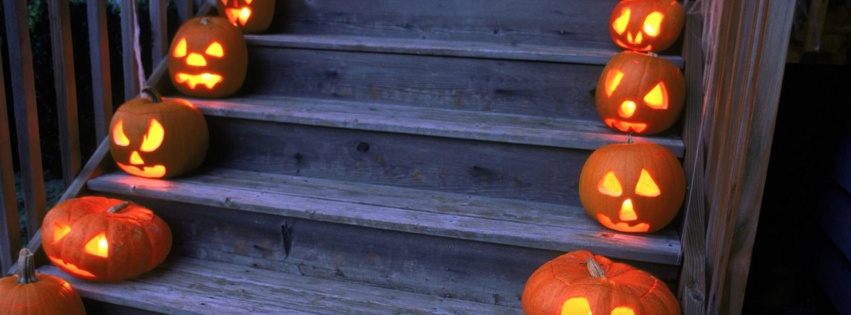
[48,0,81,187]
[87,0,114,140]
[0,47,20,272]
[272,0,623,51]
[38,256,522,314]
[702,1,795,314]
[87,169,682,266]
[188,96,685,156]
[677,14,708,315]
[239,45,604,120]
[3,0,47,243]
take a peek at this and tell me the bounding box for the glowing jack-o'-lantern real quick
[609,0,684,52]
[41,197,172,282]
[217,0,275,33]
[578,140,685,233]
[168,16,247,98]
[596,51,684,135]
[109,88,208,179]
[522,250,680,315]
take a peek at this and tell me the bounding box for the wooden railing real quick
[0,1,794,314]
[0,0,203,273]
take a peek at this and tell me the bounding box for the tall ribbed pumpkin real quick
[522,250,680,315]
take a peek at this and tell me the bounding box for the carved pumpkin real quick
[109,88,208,179]
[168,16,247,98]
[578,140,685,233]
[609,0,684,52]
[41,197,172,282]
[596,51,685,135]
[217,0,275,33]
[0,248,86,315]
[522,250,680,315]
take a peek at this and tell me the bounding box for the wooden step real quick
[189,95,685,155]
[269,0,627,51]
[37,256,521,315]
[87,169,682,266]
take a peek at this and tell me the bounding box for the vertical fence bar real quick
[177,0,195,24]
[4,0,48,244]
[0,47,21,272]
[48,0,82,188]
[151,0,169,66]
[88,1,114,141]
[121,0,141,99]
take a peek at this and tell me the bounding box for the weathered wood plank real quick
[87,170,682,265]
[246,34,685,67]
[3,0,47,243]
[189,96,685,156]
[87,0,114,140]
[48,0,82,187]
[275,0,624,50]
[39,256,521,314]
[239,46,603,120]
[702,0,795,314]
[0,47,20,272]
[121,0,141,100]
[677,13,708,315]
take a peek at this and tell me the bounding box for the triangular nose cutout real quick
[619,198,638,221]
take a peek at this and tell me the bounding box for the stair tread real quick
[38,256,520,315]
[187,95,685,157]
[88,169,682,265]
[246,34,685,67]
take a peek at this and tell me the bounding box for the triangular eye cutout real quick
[112,120,130,146]
[643,11,664,37]
[612,306,636,315]
[598,171,623,197]
[605,69,625,97]
[635,169,661,197]
[562,297,592,315]
[206,42,225,57]
[612,8,631,35]
[643,82,669,109]
[244,0,253,4]
[140,119,165,152]
[84,233,109,258]
[53,223,72,243]
[173,38,187,58]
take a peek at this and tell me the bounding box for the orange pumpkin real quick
[596,51,684,135]
[578,140,685,233]
[0,248,86,315]
[522,250,680,315]
[217,0,276,33]
[609,0,684,52]
[41,197,172,282]
[168,16,248,98]
[109,88,208,179]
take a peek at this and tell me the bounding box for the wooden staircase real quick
[38,1,688,313]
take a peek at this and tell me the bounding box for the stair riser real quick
[240,46,601,120]
[206,117,588,206]
[274,0,618,48]
[120,197,678,309]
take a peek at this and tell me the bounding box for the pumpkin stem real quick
[626,133,634,144]
[200,16,212,25]
[16,248,38,284]
[586,258,607,278]
[141,87,163,103]
[107,201,133,214]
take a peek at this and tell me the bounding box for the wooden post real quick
[701,0,795,314]
[3,0,48,245]
[0,43,21,272]
[121,0,141,100]
[48,0,82,188]
[88,0,114,140]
